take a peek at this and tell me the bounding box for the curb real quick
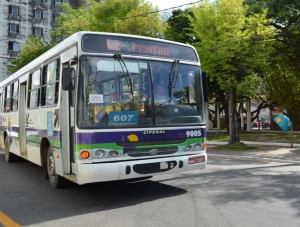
[208,154,300,165]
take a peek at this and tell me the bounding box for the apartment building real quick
[0,0,85,81]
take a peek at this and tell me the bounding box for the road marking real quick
[0,211,21,227]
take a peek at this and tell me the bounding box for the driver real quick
[153,85,169,104]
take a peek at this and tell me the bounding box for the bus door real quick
[61,46,77,175]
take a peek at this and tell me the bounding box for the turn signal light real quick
[80,151,90,159]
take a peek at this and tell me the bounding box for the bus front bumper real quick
[76,154,207,185]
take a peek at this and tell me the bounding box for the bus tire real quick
[4,137,16,163]
[47,146,65,188]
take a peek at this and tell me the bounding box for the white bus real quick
[0,32,207,188]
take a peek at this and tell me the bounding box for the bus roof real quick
[0,31,199,87]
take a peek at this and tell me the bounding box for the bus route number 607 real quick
[109,111,138,126]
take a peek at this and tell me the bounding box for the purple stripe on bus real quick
[75,128,206,144]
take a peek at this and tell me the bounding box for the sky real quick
[147,0,199,11]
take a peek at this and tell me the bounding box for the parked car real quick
[252,122,262,128]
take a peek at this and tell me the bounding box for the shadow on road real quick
[0,154,187,226]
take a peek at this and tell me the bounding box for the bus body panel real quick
[3,112,20,156]
[19,83,27,155]
[77,154,206,185]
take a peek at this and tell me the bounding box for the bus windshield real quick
[77,56,205,129]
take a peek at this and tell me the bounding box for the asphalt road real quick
[1,152,300,227]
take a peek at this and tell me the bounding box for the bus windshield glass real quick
[77,56,205,129]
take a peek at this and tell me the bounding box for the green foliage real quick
[245,0,300,129]
[9,0,167,72]
[8,37,52,73]
[236,73,266,98]
[113,2,167,37]
[265,55,300,130]
[51,0,166,40]
[190,0,274,91]
[165,9,197,43]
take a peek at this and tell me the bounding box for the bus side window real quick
[3,85,11,113]
[12,80,19,111]
[28,69,41,108]
[41,58,60,106]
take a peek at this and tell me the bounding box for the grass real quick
[207,130,299,150]
[207,131,299,143]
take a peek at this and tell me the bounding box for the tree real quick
[165,8,198,44]
[52,0,166,41]
[9,0,167,72]
[245,0,300,130]
[8,37,52,73]
[266,55,300,130]
[190,0,274,145]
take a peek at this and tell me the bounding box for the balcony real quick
[50,4,63,13]
[32,18,44,25]
[7,50,20,59]
[31,1,47,9]
[8,14,21,22]
[7,32,21,39]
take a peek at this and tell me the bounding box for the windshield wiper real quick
[168,59,180,102]
[113,53,134,103]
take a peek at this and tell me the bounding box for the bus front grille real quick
[127,147,178,157]
[117,139,185,147]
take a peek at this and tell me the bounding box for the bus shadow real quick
[0,155,187,226]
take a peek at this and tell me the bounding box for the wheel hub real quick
[47,156,55,177]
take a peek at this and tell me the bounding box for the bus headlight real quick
[193,143,202,151]
[109,150,120,157]
[184,145,193,151]
[94,150,106,158]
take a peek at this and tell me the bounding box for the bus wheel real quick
[4,137,16,163]
[47,147,65,188]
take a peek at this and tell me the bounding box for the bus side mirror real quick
[202,71,208,102]
[62,67,75,91]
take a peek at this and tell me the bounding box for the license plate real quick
[188,156,205,165]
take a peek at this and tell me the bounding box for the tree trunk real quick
[228,88,240,145]
[218,89,229,132]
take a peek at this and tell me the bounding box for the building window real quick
[28,70,41,108]
[9,5,19,15]
[9,23,20,33]
[53,13,60,20]
[54,0,63,4]
[34,10,43,19]
[8,41,20,51]
[33,27,43,36]
[41,59,60,106]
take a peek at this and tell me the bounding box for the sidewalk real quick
[207,141,300,165]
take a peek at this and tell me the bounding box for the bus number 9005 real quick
[186,130,201,137]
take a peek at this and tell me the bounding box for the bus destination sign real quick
[82,34,198,61]
[106,39,171,57]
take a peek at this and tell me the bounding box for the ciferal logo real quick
[143,130,165,134]
[149,149,158,155]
